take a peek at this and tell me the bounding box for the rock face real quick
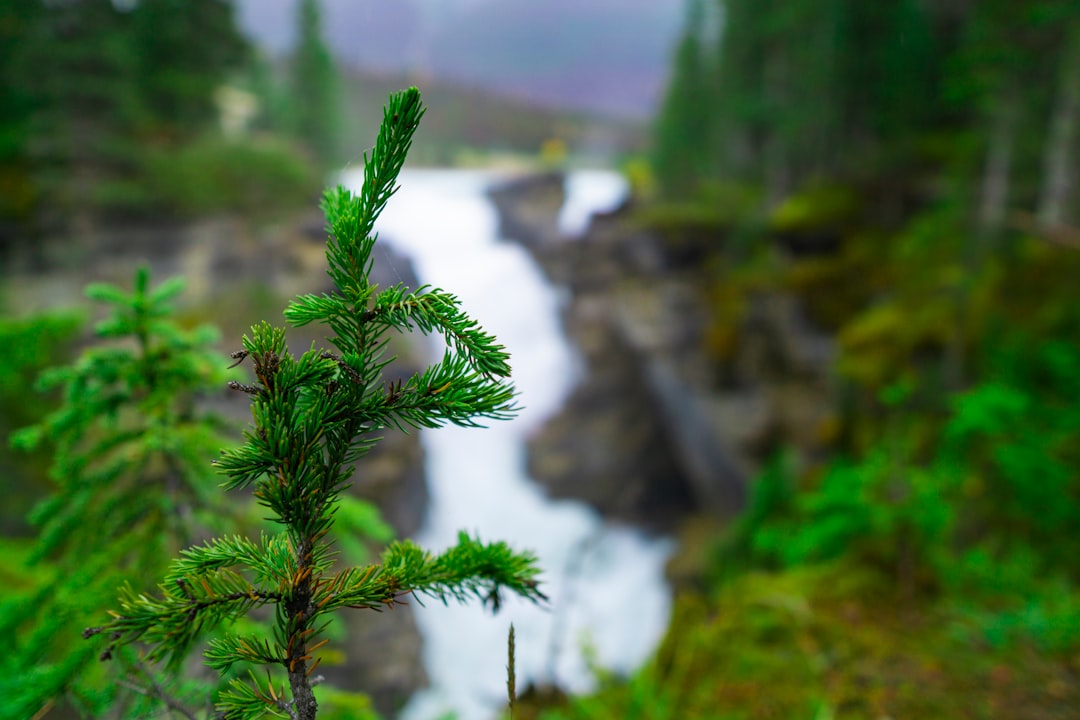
[490,176,702,530]
[488,174,837,530]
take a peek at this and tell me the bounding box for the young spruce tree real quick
[85,87,543,720]
[6,267,239,718]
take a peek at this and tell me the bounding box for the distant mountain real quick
[234,0,684,119]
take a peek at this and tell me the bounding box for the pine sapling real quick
[85,87,544,720]
[6,267,240,718]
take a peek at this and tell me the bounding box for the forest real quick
[542,0,1080,718]
[3,0,1080,718]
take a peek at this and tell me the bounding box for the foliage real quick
[655,0,1080,215]
[0,309,82,534]
[543,564,1080,720]
[652,0,716,198]
[9,0,248,218]
[3,267,241,719]
[940,339,1080,583]
[142,135,320,220]
[708,336,1080,647]
[289,0,342,169]
[0,1,46,224]
[612,2,1080,718]
[128,0,248,141]
[85,88,544,720]
[0,0,336,233]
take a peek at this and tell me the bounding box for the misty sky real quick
[234,0,685,118]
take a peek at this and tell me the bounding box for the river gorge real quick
[3,168,679,720]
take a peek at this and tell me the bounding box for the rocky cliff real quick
[488,174,837,533]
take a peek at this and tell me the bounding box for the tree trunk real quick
[287,538,319,720]
[1037,24,1080,228]
[976,87,1017,237]
[949,85,1018,391]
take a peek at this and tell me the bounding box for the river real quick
[338,168,674,720]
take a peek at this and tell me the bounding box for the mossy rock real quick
[770,184,861,258]
[771,185,860,233]
[783,233,888,332]
[634,182,762,268]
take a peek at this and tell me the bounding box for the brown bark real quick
[286,539,318,720]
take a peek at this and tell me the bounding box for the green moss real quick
[543,563,1080,720]
[770,184,860,234]
[782,233,888,331]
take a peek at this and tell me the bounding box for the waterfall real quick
[340,168,673,720]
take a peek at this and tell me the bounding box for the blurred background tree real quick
[288,0,341,170]
[3,269,243,719]
[0,0,330,247]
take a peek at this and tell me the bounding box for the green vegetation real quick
[540,563,1079,720]
[0,0,345,243]
[142,135,320,221]
[289,0,342,169]
[542,1,1080,717]
[3,267,242,718]
[5,1,1079,717]
[0,309,82,534]
[2,0,248,221]
[79,88,542,720]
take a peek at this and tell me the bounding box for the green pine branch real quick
[86,87,543,720]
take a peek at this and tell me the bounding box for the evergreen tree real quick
[5,0,251,220]
[656,0,1080,224]
[31,0,146,214]
[290,0,342,169]
[0,0,47,232]
[0,311,82,535]
[653,0,714,198]
[129,0,249,142]
[85,88,543,720]
[5,268,239,718]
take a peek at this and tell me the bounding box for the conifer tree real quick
[130,0,248,141]
[653,0,714,198]
[290,0,341,169]
[85,87,543,720]
[0,309,81,533]
[0,0,47,231]
[5,268,238,718]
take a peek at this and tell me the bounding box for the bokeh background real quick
[3,0,1080,718]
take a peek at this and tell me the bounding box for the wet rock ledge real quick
[488,173,837,534]
[487,174,718,533]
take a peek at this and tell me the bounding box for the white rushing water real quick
[340,168,674,720]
